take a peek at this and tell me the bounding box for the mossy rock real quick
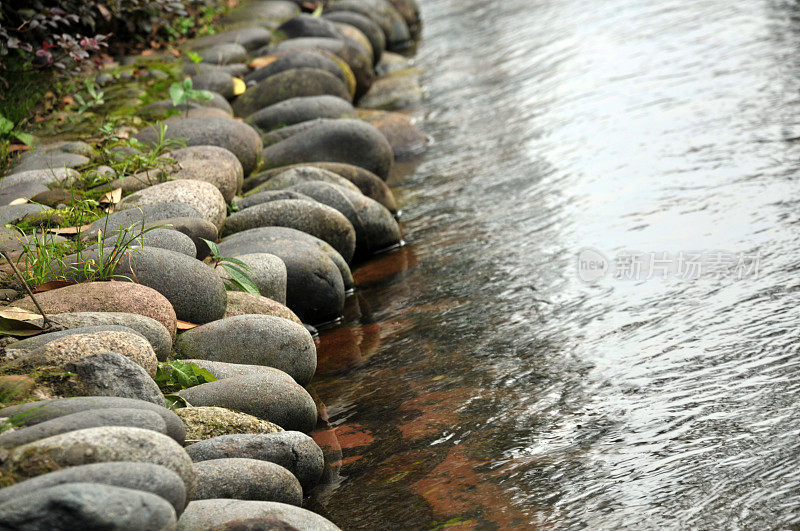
[176,406,283,443]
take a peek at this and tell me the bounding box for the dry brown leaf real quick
[46,224,93,235]
[62,95,75,105]
[176,320,199,330]
[99,188,122,205]
[33,280,76,293]
[168,49,181,58]
[248,56,277,69]
[8,198,28,206]
[0,307,43,321]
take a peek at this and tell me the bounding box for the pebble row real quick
[0,0,424,528]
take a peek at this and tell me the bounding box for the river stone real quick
[118,179,226,230]
[8,152,90,175]
[184,106,233,119]
[259,117,340,147]
[234,68,351,118]
[0,203,48,225]
[222,198,356,262]
[189,27,272,52]
[287,181,359,235]
[276,14,342,41]
[12,282,177,340]
[335,22,375,65]
[185,431,323,490]
[244,161,397,210]
[246,95,354,132]
[259,36,373,98]
[5,329,159,377]
[177,373,317,432]
[0,462,186,515]
[0,181,49,205]
[140,91,233,118]
[2,426,196,491]
[192,71,235,99]
[223,292,300,324]
[169,145,244,194]
[191,458,302,505]
[0,483,177,530]
[243,51,350,91]
[173,315,315,385]
[326,183,401,253]
[376,50,411,75]
[0,408,167,449]
[81,201,204,242]
[180,359,293,380]
[197,43,248,65]
[102,227,197,258]
[28,312,171,361]
[0,397,185,444]
[219,225,354,290]
[325,0,411,50]
[64,351,165,405]
[0,167,79,190]
[108,246,227,325]
[356,108,428,157]
[178,499,339,531]
[236,190,310,211]
[215,252,286,303]
[260,118,393,179]
[220,0,299,26]
[135,117,263,176]
[387,0,421,28]
[359,68,423,110]
[5,325,144,353]
[146,216,219,259]
[164,158,240,202]
[176,407,282,442]
[218,228,349,321]
[324,11,386,64]
[245,165,361,195]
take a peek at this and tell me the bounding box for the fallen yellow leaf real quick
[0,307,43,321]
[232,77,246,96]
[8,198,28,205]
[248,56,277,69]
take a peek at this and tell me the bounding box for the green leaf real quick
[312,4,323,16]
[221,256,252,271]
[183,78,193,90]
[0,316,44,337]
[13,132,34,145]
[200,238,220,258]
[196,90,214,101]
[187,51,203,64]
[169,83,185,106]
[189,364,217,384]
[164,394,188,409]
[221,263,260,295]
[0,115,14,136]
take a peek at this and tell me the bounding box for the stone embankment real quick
[0,0,425,528]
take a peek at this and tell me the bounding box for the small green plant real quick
[72,79,105,114]
[169,78,213,117]
[202,238,260,295]
[312,4,324,16]
[186,51,203,64]
[0,113,34,146]
[155,360,217,394]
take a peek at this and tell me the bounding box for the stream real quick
[308,0,800,528]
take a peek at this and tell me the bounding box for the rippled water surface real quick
[307,0,800,528]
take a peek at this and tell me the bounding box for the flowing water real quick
[307,0,800,528]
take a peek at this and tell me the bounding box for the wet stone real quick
[0,396,186,444]
[176,406,282,442]
[185,431,324,490]
[0,483,177,530]
[0,462,186,515]
[191,458,303,505]
[0,407,167,449]
[173,315,316,385]
[177,499,339,531]
[177,373,318,432]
